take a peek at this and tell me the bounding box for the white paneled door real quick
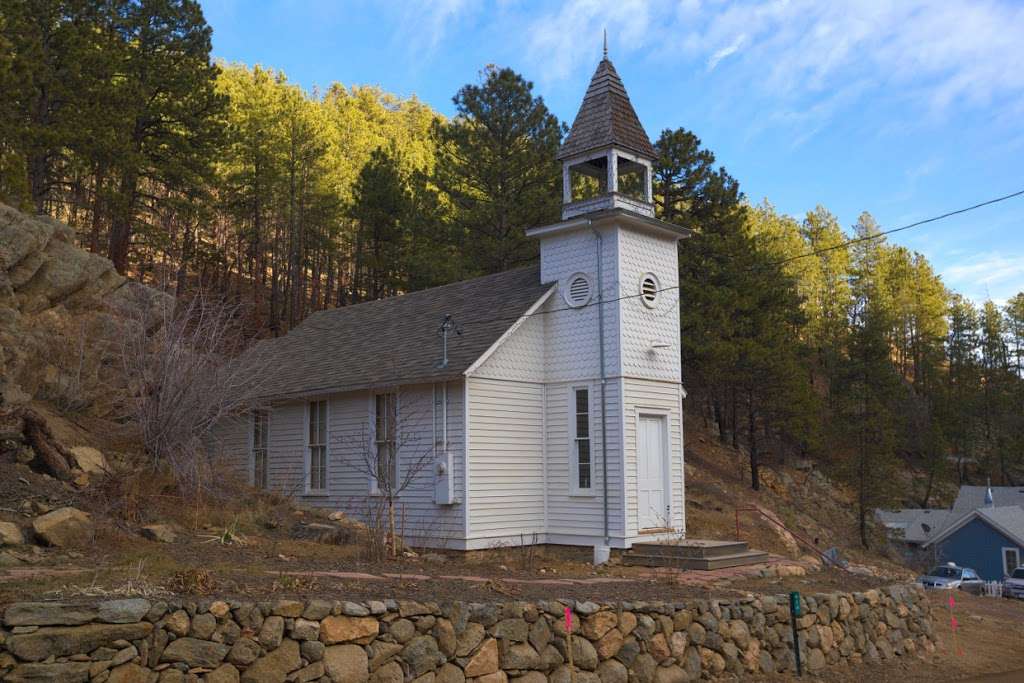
[637,414,668,530]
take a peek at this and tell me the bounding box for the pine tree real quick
[432,66,565,274]
[104,0,225,274]
[348,148,410,300]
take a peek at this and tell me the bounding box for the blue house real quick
[923,505,1024,581]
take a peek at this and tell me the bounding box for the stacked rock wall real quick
[0,584,934,682]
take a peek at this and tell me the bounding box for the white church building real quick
[212,55,691,552]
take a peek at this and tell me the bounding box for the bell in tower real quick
[557,40,656,220]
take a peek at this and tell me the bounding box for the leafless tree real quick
[120,290,272,492]
[343,384,437,558]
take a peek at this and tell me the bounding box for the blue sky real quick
[201,0,1024,305]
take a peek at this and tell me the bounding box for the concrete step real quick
[622,550,770,570]
[630,540,750,559]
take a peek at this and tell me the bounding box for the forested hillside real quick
[2,1,1022,547]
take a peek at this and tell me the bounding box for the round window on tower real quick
[639,273,659,308]
[564,273,593,308]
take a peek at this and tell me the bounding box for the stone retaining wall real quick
[0,584,934,682]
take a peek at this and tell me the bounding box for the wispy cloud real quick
[525,0,655,83]
[393,0,474,56]
[523,0,1024,139]
[706,34,746,72]
[943,251,1024,302]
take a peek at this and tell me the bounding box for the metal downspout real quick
[593,225,610,545]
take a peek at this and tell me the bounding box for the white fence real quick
[983,581,1003,598]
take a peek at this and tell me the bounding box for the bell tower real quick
[557,46,656,220]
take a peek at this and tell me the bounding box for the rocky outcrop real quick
[0,585,935,681]
[0,202,172,410]
[0,204,123,317]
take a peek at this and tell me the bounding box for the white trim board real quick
[923,508,1024,549]
[463,285,556,377]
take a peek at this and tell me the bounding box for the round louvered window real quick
[640,273,659,308]
[564,273,592,308]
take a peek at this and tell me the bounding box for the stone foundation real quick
[0,584,934,681]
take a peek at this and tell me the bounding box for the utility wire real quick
[454,187,1024,329]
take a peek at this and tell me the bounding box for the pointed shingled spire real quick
[557,57,656,161]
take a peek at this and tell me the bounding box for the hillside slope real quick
[683,412,910,574]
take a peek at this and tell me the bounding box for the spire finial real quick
[603,29,608,59]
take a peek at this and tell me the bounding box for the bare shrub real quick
[119,292,271,493]
[342,386,436,558]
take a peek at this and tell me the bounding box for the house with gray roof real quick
[875,508,955,546]
[922,505,1024,580]
[951,485,1024,513]
[210,53,691,553]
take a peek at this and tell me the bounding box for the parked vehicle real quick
[916,562,985,594]
[1004,567,1024,599]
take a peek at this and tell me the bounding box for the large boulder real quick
[323,644,368,683]
[67,446,109,475]
[241,639,301,683]
[3,662,92,682]
[6,622,152,661]
[3,602,97,627]
[320,616,378,644]
[97,599,151,624]
[32,507,94,547]
[160,637,230,668]
[0,521,24,546]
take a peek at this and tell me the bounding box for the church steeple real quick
[558,50,655,220]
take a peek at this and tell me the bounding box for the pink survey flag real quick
[564,607,573,633]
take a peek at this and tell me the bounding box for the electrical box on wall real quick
[434,450,457,505]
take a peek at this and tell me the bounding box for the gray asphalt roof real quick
[254,265,552,399]
[558,58,656,161]
[977,506,1024,546]
[875,508,956,544]
[952,486,1024,512]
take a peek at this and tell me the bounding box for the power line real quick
[456,187,1024,329]
[769,188,1024,267]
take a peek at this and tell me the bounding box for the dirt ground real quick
[756,591,1024,682]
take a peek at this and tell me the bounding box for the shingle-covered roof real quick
[875,508,955,544]
[254,265,552,399]
[558,58,656,161]
[924,505,1024,548]
[952,486,1024,513]
[978,506,1024,546]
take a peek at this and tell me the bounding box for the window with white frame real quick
[307,400,327,492]
[572,387,592,493]
[1004,547,1020,577]
[374,393,398,492]
[252,410,269,489]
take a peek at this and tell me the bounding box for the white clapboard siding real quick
[315,383,466,546]
[466,377,546,540]
[207,382,467,548]
[266,401,308,497]
[544,379,625,541]
[206,414,250,482]
[622,377,685,538]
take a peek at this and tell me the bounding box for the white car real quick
[1004,567,1024,599]
[916,563,985,594]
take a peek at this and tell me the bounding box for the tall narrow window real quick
[572,388,592,493]
[307,400,327,492]
[374,393,397,492]
[252,410,269,489]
